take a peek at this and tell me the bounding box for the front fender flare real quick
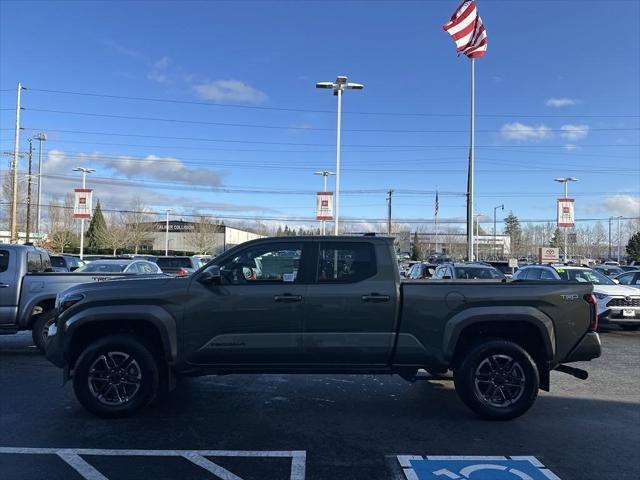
[442,306,556,362]
[63,305,178,362]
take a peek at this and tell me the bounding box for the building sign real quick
[557,198,575,228]
[73,189,93,219]
[539,247,559,264]
[316,192,333,220]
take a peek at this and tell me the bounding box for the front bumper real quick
[598,308,640,325]
[562,332,602,363]
[45,321,66,368]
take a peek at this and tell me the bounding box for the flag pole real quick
[434,190,439,254]
[467,57,475,261]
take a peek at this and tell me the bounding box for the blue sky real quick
[1,0,639,230]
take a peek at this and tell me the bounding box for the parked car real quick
[154,256,203,276]
[614,270,640,288]
[75,259,163,274]
[432,262,506,280]
[593,264,625,277]
[406,262,437,280]
[513,265,640,330]
[619,265,638,272]
[0,244,135,352]
[46,235,600,419]
[49,255,86,272]
[486,261,517,278]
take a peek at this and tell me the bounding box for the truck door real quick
[183,241,310,365]
[302,241,399,365]
[0,249,20,326]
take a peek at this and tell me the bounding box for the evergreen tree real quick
[503,211,522,254]
[411,232,422,260]
[626,231,640,261]
[86,200,107,251]
[550,228,563,248]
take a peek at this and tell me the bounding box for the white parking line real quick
[0,447,306,480]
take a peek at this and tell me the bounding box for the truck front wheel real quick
[32,310,56,353]
[454,339,539,420]
[72,334,159,418]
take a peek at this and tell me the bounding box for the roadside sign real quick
[557,198,575,228]
[73,188,93,219]
[397,455,561,480]
[539,247,559,264]
[508,258,518,268]
[316,191,333,220]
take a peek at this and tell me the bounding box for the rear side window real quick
[0,250,9,272]
[540,269,556,280]
[50,257,65,267]
[26,252,44,272]
[317,242,376,283]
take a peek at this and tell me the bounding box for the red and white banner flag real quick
[73,188,93,219]
[443,1,488,58]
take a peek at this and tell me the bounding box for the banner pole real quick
[467,58,475,261]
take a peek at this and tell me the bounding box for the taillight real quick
[584,293,598,332]
[176,268,189,277]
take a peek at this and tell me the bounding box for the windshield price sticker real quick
[398,456,561,480]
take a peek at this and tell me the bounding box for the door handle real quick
[0,284,9,288]
[274,294,303,303]
[361,294,390,302]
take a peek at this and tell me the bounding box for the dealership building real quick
[140,220,264,255]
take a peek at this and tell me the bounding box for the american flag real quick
[443,1,488,59]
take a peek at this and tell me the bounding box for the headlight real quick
[593,292,608,300]
[56,292,84,313]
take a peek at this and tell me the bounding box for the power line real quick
[21,108,640,135]
[22,87,640,118]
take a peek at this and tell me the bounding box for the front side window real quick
[617,273,634,285]
[556,268,614,285]
[317,242,376,283]
[220,243,302,285]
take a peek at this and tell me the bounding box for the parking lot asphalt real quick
[1,328,638,480]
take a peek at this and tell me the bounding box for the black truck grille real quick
[607,297,640,307]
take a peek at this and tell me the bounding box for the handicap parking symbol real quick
[397,456,560,480]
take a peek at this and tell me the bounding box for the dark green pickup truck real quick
[46,236,601,419]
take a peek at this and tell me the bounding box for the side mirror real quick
[199,265,221,284]
[613,279,620,284]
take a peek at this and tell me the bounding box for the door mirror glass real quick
[199,265,221,284]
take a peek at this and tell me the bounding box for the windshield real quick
[556,268,615,285]
[455,267,505,280]
[156,258,192,268]
[76,263,128,273]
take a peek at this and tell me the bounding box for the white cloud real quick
[153,56,171,70]
[598,195,640,217]
[563,144,579,151]
[147,56,172,84]
[192,80,268,103]
[560,124,589,141]
[500,122,552,141]
[546,97,577,107]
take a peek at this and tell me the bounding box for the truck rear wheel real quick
[72,334,159,418]
[454,339,539,420]
[32,310,56,353]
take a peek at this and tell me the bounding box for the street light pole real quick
[314,170,335,235]
[34,132,47,235]
[10,82,22,243]
[25,139,33,243]
[316,76,364,235]
[493,204,504,260]
[554,177,578,262]
[73,167,95,260]
[165,209,172,256]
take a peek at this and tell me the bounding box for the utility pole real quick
[493,204,504,260]
[617,216,623,263]
[34,132,47,235]
[608,217,612,260]
[25,139,33,243]
[386,189,393,235]
[10,82,22,243]
[165,209,172,255]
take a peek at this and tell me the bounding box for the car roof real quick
[88,259,136,264]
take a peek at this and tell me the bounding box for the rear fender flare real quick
[442,306,556,362]
[19,293,57,329]
[64,305,178,362]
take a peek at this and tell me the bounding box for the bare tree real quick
[47,194,78,253]
[187,214,221,254]
[98,213,131,256]
[121,198,154,254]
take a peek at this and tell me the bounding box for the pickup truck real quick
[46,236,602,420]
[0,244,133,352]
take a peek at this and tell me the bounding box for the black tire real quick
[619,324,640,331]
[454,339,539,420]
[31,310,57,353]
[72,334,159,418]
